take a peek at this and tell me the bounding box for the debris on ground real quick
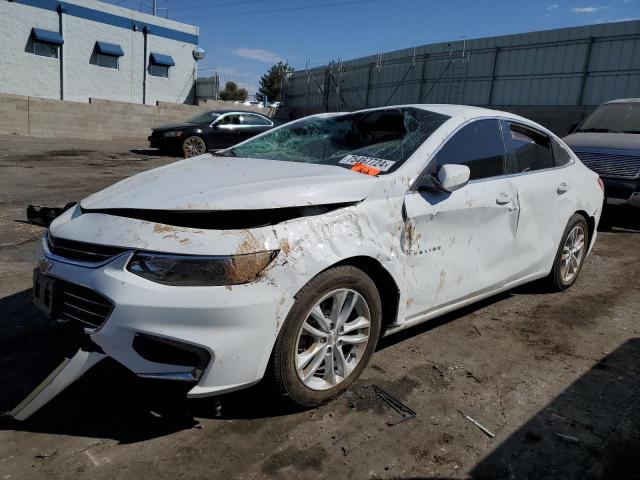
[457,410,495,438]
[553,432,579,443]
[366,384,416,426]
[35,451,57,459]
[26,203,76,227]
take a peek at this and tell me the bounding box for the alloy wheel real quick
[560,224,586,283]
[183,136,206,157]
[295,288,371,391]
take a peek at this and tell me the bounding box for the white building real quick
[0,0,201,105]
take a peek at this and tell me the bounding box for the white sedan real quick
[15,105,603,418]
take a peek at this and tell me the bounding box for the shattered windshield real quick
[227,107,450,174]
[579,103,640,134]
[186,111,220,125]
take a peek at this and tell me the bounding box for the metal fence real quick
[284,20,640,114]
[196,75,220,101]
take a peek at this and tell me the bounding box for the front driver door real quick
[402,119,520,319]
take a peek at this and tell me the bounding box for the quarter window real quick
[435,119,506,180]
[506,124,555,173]
[551,138,573,167]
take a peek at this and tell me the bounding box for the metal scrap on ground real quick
[366,384,416,426]
[457,410,495,438]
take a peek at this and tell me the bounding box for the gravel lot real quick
[0,134,639,480]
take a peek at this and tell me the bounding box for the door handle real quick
[496,192,512,205]
[557,182,570,194]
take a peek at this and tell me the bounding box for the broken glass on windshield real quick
[228,107,450,174]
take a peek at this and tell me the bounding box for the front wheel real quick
[547,213,589,290]
[270,266,382,407]
[182,135,207,158]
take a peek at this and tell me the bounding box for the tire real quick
[182,135,207,158]
[547,213,590,291]
[270,265,382,407]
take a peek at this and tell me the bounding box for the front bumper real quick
[603,177,640,208]
[148,135,180,150]
[40,239,290,398]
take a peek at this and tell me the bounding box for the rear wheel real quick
[182,136,207,157]
[270,266,382,407]
[547,214,589,290]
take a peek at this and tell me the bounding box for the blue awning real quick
[32,28,64,45]
[149,52,175,66]
[95,41,124,57]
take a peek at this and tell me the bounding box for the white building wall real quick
[0,0,199,105]
[0,2,61,100]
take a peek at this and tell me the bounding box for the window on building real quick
[94,42,124,69]
[149,52,175,78]
[149,64,169,78]
[31,28,63,59]
[505,123,555,173]
[435,119,506,180]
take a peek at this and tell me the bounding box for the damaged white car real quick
[14,105,603,419]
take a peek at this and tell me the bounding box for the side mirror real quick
[417,164,470,193]
[569,122,579,134]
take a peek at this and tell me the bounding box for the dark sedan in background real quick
[564,98,640,209]
[149,110,275,157]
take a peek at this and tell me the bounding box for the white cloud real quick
[233,48,282,63]
[546,4,560,10]
[571,6,608,12]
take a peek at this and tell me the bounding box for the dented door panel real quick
[402,177,519,319]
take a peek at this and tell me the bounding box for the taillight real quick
[597,177,605,192]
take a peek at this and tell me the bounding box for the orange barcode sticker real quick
[351,162,381,176]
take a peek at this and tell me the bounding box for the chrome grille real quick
[48,234,129,263]
[574,150,640,179]
[57,280,114,328]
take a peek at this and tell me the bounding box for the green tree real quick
[256,61,293,103]
[219,81,248,101]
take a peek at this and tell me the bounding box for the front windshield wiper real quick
[212,150,236,157]
[621,130,640,134]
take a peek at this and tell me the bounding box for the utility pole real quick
[152,0,157,15]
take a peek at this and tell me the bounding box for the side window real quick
[551,138,573,167]
[435,119,505,180]
[219,114,241,125]
[506,124,555,173]
[242,114,270,126]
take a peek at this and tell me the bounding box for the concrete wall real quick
[0,0,198,105]
[0,93,274,140]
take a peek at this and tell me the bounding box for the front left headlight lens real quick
[163,130,183,138]
[127,251,277,286]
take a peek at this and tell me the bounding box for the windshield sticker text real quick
[339,155,396,172]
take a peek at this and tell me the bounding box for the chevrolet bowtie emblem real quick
[38,258,53,273]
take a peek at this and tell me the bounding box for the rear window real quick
[227,107,451,174]
[506,124,555,173]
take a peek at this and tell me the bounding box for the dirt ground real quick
[0,134,639,480]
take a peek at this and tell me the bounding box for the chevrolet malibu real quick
[16,105,604,418]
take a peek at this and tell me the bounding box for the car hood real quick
[80,154,379,211]
[152,122,200,132]
[563,132,640,151]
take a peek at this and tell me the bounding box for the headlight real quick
[163,130,183,138]
[127,251,277,286]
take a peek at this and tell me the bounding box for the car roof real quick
[348,104,539,127]
[603,98,640,104]
[204,109,268,116]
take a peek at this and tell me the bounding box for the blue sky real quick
[105,0,639,95]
